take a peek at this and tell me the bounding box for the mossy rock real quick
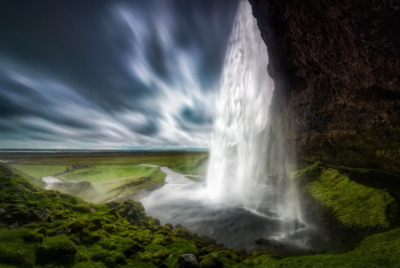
[306,168,396,229]
[200,254,223,268]
[71,204,92,213]
[91,249,126,267]
[0,240,35,267]
[36,235,77,265]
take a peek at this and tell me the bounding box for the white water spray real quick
[206,1,307,241]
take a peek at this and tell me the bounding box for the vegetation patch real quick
[10,164,67,179]
[307,168,395,229]
[2,159,400,268]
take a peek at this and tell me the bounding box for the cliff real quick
[249,0,400,174]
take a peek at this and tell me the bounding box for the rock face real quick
[248,0,400,174]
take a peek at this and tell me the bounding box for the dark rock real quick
[69,221,85,233]
[31,208,51,222]
[36,226,47,236]
[91,218,102,228]
[117,199,147,225]
[123,242,144,257]
[165,223,174,230]
[106,201,121,209]
[178,254,199,268]
[152,258,168,268]
[248,0,400,175]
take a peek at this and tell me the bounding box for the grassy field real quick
[0,151,208,174]
[59,165,157,182]
[9,164,67,179]
[2,151,208,203]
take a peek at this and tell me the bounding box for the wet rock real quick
[178,254,199,268]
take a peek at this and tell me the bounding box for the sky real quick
[0,0,239,150]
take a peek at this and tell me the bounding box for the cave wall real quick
[249,0,400,173]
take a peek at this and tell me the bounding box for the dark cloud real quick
[0,0,239,149]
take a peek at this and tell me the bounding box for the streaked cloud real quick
[0,0,238,149]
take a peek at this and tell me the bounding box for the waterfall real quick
[206,0,307,241]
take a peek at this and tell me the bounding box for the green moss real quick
[307,168,395,229]
[72,261,106,268]
[36,235,77,265]
[348,228,400,257]
[0,238,35,267]
[235,251,280,267]
[3,160,400,268]
[71,204,92,213]
[91,249,126,267]
[274,255,399,268]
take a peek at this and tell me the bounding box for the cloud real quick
[0,0,239,149]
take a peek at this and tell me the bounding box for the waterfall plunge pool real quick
[140,166,311,253]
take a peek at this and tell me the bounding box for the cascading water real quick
[141,1,312,251]
[206,0,308,242]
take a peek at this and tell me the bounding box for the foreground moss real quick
[1,163,400,267]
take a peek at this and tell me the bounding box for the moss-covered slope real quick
[1,163,400,267]
[0,164,242,267]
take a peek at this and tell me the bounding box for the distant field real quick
[1,151,208,174]
[9,164,66,179]
[59,164,156,182]
[2,151,208,203]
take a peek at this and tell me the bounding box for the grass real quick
[1,151,208,174]
[57,164,167,203]
[307,168,395,229]
[9,164,67,178]
[59,165,157,183]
